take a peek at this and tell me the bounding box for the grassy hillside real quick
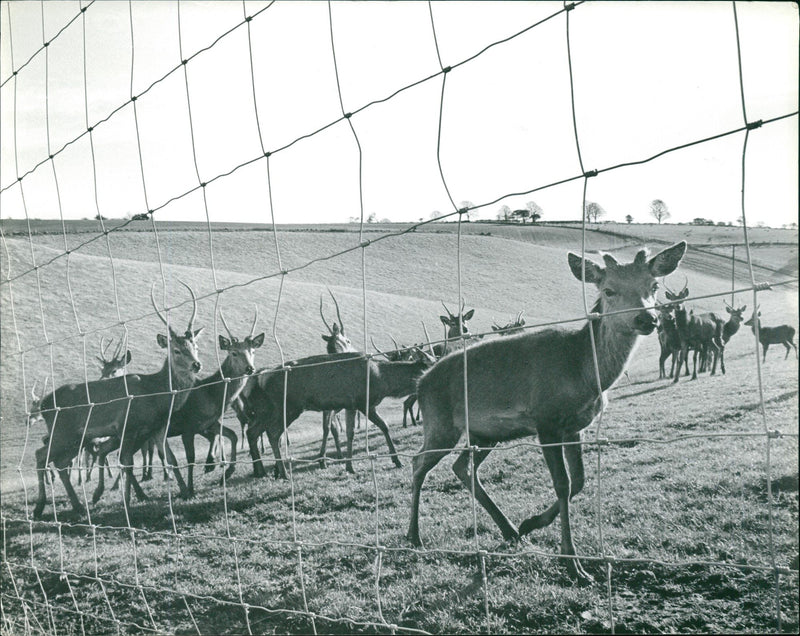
[1,223,797,634]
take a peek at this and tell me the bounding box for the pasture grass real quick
[1,224,798,634]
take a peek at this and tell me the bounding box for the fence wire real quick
[1,1,798,634]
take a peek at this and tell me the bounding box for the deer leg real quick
[367,408,402,469]
[345,410,357,474]
[55,462,85,518]
[246,424,267,478]
[155,433,190,499]
[783,341,793,360]
[318,411,333,467]
[33,446,50,520]
[691,349,699,380]
[452,439,520,542]
[330,415,343,462]
[181,433,196,498]
[219,426,237,481]
[539,433,592,583]
[407,393,465,547]
[92,451,109,505]
[266,428,288,480]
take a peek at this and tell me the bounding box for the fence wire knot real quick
[753,281,772,292]
[746,119,763,130]
[767,429,782,439]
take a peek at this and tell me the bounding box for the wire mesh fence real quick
[1,1,798,634]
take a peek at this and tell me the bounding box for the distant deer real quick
[656,303,680,379]
[702,301,747,375]
[33,281,203,519]
[167,307,264,496]
[244,347,436,478]
[491,311,526,336]
[744,308,798,361]
[372,336,425,427]
[76,337,133,486]
[661,280,690,380]
[406,242,687,582]
[435,300,474,357]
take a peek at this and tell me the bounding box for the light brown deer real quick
[744,308,798,361]
[406,242,687,582]
[33,281,203,519]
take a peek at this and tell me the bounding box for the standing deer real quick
[406,242,687,582]
[33,282,203,519]
[435,300,474,357]
[317,289,358,467]
[703,301,747,375]
[76,338,133,486]
[656,303,681,379]
[744,308,798,361]
[245,347,436,478]
[167,307,264,496]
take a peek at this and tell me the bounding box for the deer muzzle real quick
[633,310,658,335]
[192,361,202,373]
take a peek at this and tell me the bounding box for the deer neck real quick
[376,360,422,399]
[583,309,641,392]
[157,359,198,410]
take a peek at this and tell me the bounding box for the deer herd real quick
[26,241,797,582]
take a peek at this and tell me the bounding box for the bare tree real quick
[526,201,543,224]
[649,199,670,224]
[584,201,606,223]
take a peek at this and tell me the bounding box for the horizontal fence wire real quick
[1,0,798,634]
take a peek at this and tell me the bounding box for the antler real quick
[249,304,259,338]
[179,280,198,333]
[320,294,334,335]
[370,336,387,358]
[421,321,436,358]
[218,308,236,341]
[663,274,689,299]
[328,288,345,335]
[441,301,454,318]
[150,282,171,330]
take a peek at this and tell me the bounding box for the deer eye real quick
[603,288,617,297]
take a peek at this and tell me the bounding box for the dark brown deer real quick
[491,311,526,336]
[703,301,747,374]
[76,338,133,487]
[406,242,687,582]
[166,307,264,495]
[744,308,798,361]
[656,303,680,379]
[245,348,436,478]
[33,282,203,519]
[435,300,474,357]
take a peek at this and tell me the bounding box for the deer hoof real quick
[406,531,423,548]
[317,456,328,469]
[204,463,216,474]
[563,558,594,585]
[224,466,235,480]
[393,458,403,469]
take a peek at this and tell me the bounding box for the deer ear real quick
[157,333,169,349]
[648,241,687,277]
[741,305,747,313]
[321,334,332,343]
[250,333,265,348]
[440,315,449,326]
[219,335,231,351]
[726,306,733,314]
[192,327,204,339]
[568,253,603,284]
[125,350,132,364]
[463,309,475,321]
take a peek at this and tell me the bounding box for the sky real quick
[0,1,798,227]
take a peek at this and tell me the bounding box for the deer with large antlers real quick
[407,242,687,582]
[244,344,436,478]
[33,281,203,519]
[492,311,526,336]
[744,308,798,361]
[166,306,264,495]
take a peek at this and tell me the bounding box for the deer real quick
[435,300,475,357]
[316,289,359,467]
[75,337,133,487]
[491,311,526,336]
[406,241,687,583]
[744,308,798,361]
[244,346,436,478]
[656,303,681,379]
[372,336,427,428]
[33,281,203,519]
[701,301,747,375]
[166,307,264,496]
[670,283,723,382]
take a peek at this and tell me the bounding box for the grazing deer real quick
[406,242,687,582]
[744,308,798,361]
[491,311,526,336]
[245,348,436,478]
[166,307,264,496]
[435,300,474,357]
[33,282,203,519]
[76,338,133,487]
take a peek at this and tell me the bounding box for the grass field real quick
[1,221,797,634]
